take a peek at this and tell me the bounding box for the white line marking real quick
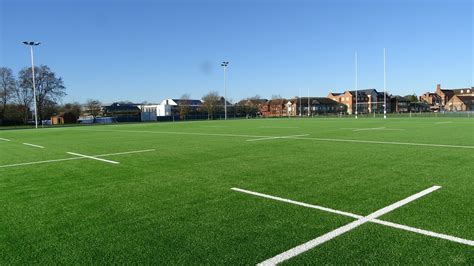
[258,126,300,129]
[0,138,11,141]
[80,129,474,149]
[66,152,120,164]
[231,188,361,219]
[352,127,386,131]
[435,121,453,124]
[352,127,405,132]
[0,149,155,168]
[22,143,44,148]
[94,149,156,157]
[232,188,474,262]
[0,157,84,168]
[340,127,405,132]
[293,137,474,149]
[372,219,474,247]
[200,125,228,128]
[258,186,441,265]
[247,134,309,142]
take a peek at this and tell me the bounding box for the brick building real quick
[328,89,389,115]
[445,95,474,111]
[420,84,474,111]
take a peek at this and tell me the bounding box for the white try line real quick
[66,152,119,164]
[22,143,44,149]
[231,187,474,265]
[80,129,474,150]
[0,138,11,141]
[0,149,155,168]
[247,134,310,142]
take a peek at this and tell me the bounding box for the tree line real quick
[0,66,68,126]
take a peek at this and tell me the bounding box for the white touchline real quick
[80,129,474,150]
[231,187,474,264]
[0,149,155,168]
[247,134,310,142]
[22,143,44,148]
[0,138,11,141]
[258,186,441,265]
[67,152,120,164]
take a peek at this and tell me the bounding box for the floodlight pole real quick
[23,41,40,128]
[221,61,229,120]
[355,52,358,119]
[383,48,387,119]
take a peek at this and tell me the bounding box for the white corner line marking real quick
[247,134,310,142]
[67,152,119,164]
[22,143,44,148]
[0,138,11,141]
[257,186,441,265]
[0,149,155,168]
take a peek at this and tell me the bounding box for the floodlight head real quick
[22,41,40,46]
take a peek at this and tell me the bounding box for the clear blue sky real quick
[1,0,472,103]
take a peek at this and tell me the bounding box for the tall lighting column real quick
[23,41,41,128]
[221,61,229,120]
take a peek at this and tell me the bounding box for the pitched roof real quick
[456,96,474,105]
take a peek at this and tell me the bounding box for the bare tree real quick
[18,65,66,122]
[14,80,34,124]
[0,67,16,124]
[178,93,190,120]
[86,99,102,123]
[202,91,221,120]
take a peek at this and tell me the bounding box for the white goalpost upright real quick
[355,52,358,119]
[384,48,387,119]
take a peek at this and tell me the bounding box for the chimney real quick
[436,84,441,91]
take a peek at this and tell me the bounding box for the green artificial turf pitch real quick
[0,118,473,264]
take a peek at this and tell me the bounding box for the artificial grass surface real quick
[0,118,473,264]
